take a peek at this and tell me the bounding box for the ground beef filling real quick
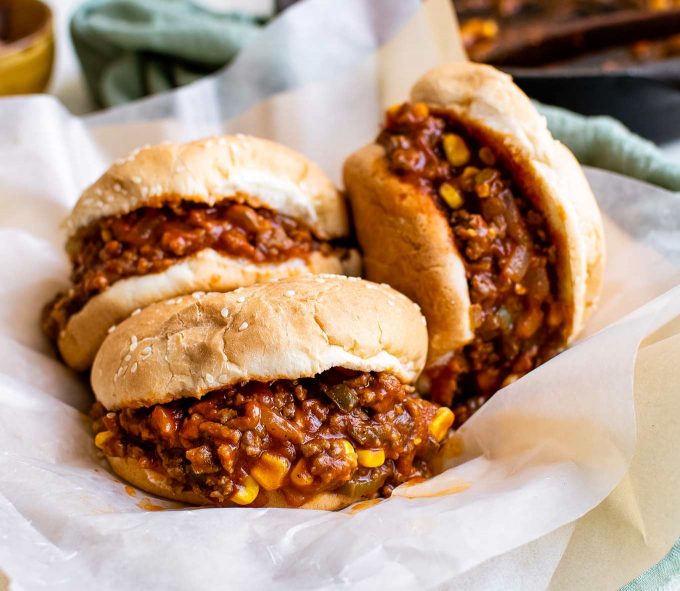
[92,370,449,507]
[378,102,567,427]
[42,200,330,340]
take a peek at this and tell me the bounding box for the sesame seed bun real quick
[343,63,605,366]
[55,134,359,371]
[65,134,348,241]
[106,456,356,510]
[91,275,427,410]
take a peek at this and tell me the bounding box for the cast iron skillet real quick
[467,7,680,143]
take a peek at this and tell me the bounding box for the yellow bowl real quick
[0,0,54,96]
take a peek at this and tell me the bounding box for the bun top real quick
[65,134,348,241]
[91,275,428,410]
[411,63,552,161]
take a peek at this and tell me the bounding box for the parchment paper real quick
[0,0,678,589]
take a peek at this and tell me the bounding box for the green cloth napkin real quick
[621,541,680,591]
[70,0,265,108]
[537,102,680,193]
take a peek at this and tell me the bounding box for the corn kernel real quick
[357,448,385,468]
[94,430,113,449]
[461,166,480,180]
[290,459,314,489]
[475,169,495,198]
[475,168,496,184]
[476,183,491,198]
[479,146,497,166]
[442,134,470,167]
[501,373,521,388]
[411,102,429,120]
[481,19,499,38]
[386,103,402,118]
[459,166,480,190]
[250,452,291,491]
[230,475,260,505]
[339,439,358,468]
[439,183,464,209]
[429,407,455,442]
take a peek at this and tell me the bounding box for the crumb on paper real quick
[137,498,167,512]
[349,499,383,513]
[392,479,471,500]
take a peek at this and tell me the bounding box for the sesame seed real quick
[94,188,103,197]
[366,284,378,290]
[130,336,138,352]
[192,291,205,299]
[124,354,131,362]
[236,296,245,303]
[131,363,138,373]
[131,308,141,316]
[238,322,249,331]
[388,300,395,306]
[141,187,149,197]
[285,290,295,297]
[107,325,117,334]
[315,277,325,283]
[220,307,230,318]
[205,373,215,384]
[113,183,122,192]
[141,346,152,356]
[380,283,390,288]
[132,176,142,184]
[218,374,229,383]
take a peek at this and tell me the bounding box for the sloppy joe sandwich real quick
[90,275,454,509]
[43,135,358,371]
[343,63,605,426]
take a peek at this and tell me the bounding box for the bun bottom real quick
[107,456,358,511]
[59,248,359,371]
